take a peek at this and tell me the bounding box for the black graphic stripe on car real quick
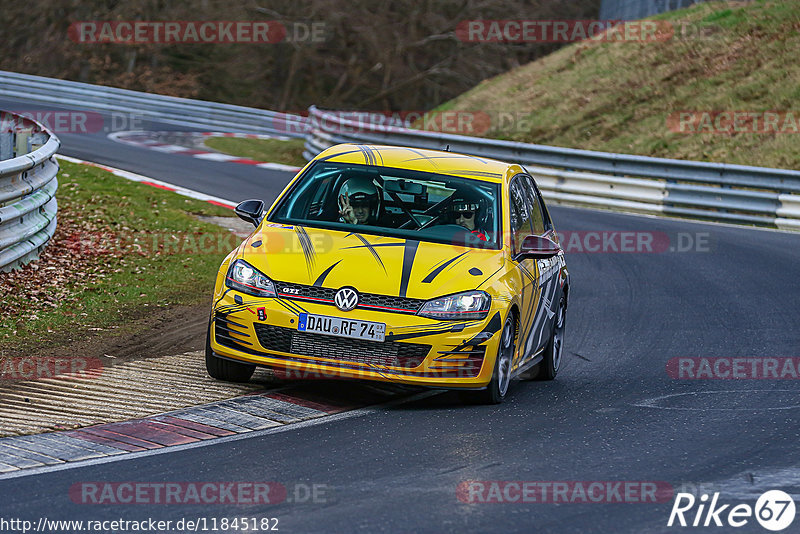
[317,148,366,163]
[357,145,375,165]
[213,288,231,309]
[294,226,316,277]
[343,243,406,249]
[274,298,305,316]
[385,327,461,342]
[346,233,387,273]
[399,240,420,298]
[313,260,343,287]
[453,312,503,349]
[449,169,503,178]
[422,252,468,284]
[364,145,383,165]
[399,147,442,170]
[516,262,538,347]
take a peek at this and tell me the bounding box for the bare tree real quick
[0,0,601,111]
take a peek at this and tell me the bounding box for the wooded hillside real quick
[0,0,599,111]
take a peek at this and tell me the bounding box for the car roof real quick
[311,144,523,184]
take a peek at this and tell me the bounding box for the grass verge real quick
[0,160,241,355]
[204,137,307,167]
[439,1,800,169]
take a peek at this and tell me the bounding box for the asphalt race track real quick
[2,97,799,533]
[0,97,292,202]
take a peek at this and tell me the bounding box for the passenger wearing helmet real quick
[449,194,489,241]
[338,175,381,225]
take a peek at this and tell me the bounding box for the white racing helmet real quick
[339,174,381,221]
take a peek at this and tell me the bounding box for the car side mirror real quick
[518,235,561,259]
[235,199,265,228]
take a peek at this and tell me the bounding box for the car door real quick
[508,176,541,367]
[519,175,560,355]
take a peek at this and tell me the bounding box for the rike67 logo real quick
[668,490,796,531]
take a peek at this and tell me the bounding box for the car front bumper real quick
[209,290,505,388]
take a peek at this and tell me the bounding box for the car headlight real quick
[225,259,276,297]
[417,290,491,321]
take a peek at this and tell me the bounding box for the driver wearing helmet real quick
[449,194,489,241]
[338,175,381,225]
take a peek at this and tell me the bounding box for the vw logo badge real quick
[334,287,359,312]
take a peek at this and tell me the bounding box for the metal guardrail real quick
[1,72,796,232]
[304,106,800,231]
[0,71,310,138]
[0,111,60,272]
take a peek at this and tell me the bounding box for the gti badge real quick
[334,287,359,312]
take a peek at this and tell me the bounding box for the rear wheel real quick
[463,313,515,405]
[535,295,566,381]
[205,316,256,383]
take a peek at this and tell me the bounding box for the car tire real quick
[462,312,515,405]
[205,316,256,383]
[535,294,566,381]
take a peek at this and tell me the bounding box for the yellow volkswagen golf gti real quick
[206,144,569,403]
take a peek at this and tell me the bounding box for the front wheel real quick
[465,312,515,405]
[205,316,256,383]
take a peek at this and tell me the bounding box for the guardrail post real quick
[31,132,48,151]
[14,128,32,157]
[0,130,12,160]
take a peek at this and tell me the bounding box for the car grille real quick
[274,281,425,314]
[253,324,429,368]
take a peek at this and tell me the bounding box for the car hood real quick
[236,224,505,299]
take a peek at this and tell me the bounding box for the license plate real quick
[297,313,386,342]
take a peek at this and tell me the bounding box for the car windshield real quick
[268,161,502,249]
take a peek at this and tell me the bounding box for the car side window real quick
[520,176,546,235]
[509,179,533,254]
